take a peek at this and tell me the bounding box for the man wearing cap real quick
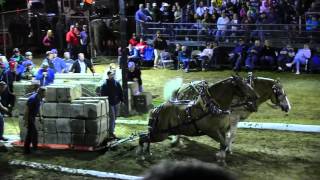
[127,61,143,93]
[22,62,36,80]
[51,49,67,73]
[151,3,161,22]
[100,71,123,139]
[11,48,24,65]
[161,3,174,23]
[22,52,35,68]
[0,81,11,141]
[1,61,22,112]
[23,87,46,154]
[41,51,56,72]
[35,62,55,86]
[70,53,95,74]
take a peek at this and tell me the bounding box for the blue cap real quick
[51,49,58,54]
[128,61,135,69]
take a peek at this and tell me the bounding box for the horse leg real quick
[215,130,229,166]
[227,119,239,154]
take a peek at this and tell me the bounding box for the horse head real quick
[230,75,259,112]
[270,80,291,113]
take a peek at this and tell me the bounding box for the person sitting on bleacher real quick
[127,62,143,93]
[198,43,213,71]
[260,40,277,70]
[127,44,140,65]
[172,43,181,70]
[245,40,262,71]
[286,44,311,75]
[229,38,247,71]
[178,46,191,73]
[129,33,138,46]
[277,44,295,71]
[136,38,147,56]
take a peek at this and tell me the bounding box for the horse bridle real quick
[228,77,257,111]
[272,84,286,105]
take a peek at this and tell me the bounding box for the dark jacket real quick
[153,37,167,50]
[100,79,123,105]
[127,68,142,86]
[70,59,94,73]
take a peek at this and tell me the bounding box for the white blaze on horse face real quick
[281,88,291,111]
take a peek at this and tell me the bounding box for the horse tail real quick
[163,77,183,101]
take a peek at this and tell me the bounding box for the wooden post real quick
[119,0,129,116]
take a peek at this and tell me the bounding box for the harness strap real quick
[186,106,202,134]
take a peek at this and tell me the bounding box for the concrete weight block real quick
[84,102,102,119]
[17,98,28,115]
[38,131,45,144]
[44,133,58,144]
[100,116,109,133]
[57,103,71,118]
[85,134,101,146]
[70,104,85,119]
[35,118,44,131]
[79,97,109,114]
[71,134,85,145]
[70,119,85,133]
[42,103,57,117]
[43,119,57,133]
[58,133,72,144]
[85,119,101,134]
[56,85,82,102]
[56,118,71,133]
[45,87,57,102]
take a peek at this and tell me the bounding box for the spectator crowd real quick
[135,0,319,42]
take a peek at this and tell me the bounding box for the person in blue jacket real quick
[22,51,35,69]
[51,49,67,73]
[245,40,262,71]
[178,46,191,73]
[35,62,55,86]
[229,38,247,71]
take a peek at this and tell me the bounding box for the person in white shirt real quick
[196,1,206,19]
[70,53,95,74]
[286,44,311,75]
[198,43,214,71]
[215,12,230,42]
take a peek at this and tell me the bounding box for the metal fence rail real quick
[143,22,320,48]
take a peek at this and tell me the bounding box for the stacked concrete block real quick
[127,81,140,96]
[46,84,82,102]
[133,92,154,113]
[18,84,110,147]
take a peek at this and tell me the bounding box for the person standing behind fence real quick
[80,25,88,56]
[151,3,161,22]
[100,71,123,139]
[70,53,95,74]
[153,31,167,69]
[42,30,54,52]
[66,25,80,59]
[135,4,151,36]
[23,87,46,154]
